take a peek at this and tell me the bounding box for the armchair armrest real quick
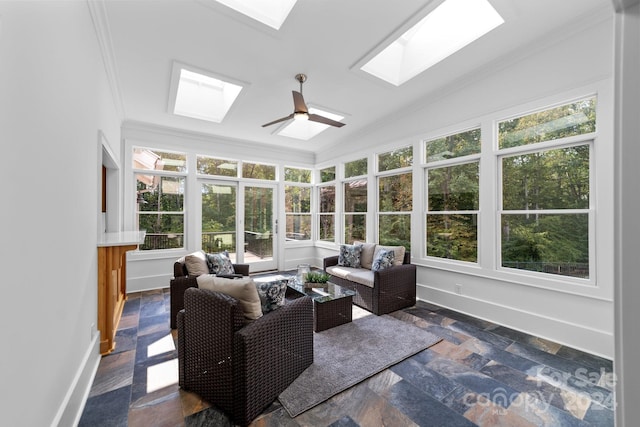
[323,255,339,270]
[233,263,250,276]
[178,288,246,414]
[170,275,199,329]
[374,263,416,314]
[233,296,314,425]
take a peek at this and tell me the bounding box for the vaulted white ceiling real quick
[100,0,610,154]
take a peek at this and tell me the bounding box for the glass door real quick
[242,183,277,272]
[201,181,238,261]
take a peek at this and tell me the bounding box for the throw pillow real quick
[374,244,406,267]
[196,275,263,320]
[371,249,395,272]
[255,280,288,313]
[338,244,362,268]
[184,251,209,276]
[206,251,235,275]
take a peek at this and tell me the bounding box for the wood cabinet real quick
[97,232,145,355]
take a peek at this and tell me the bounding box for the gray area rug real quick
[278,313,441,417]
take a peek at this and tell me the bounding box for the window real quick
[344,158,367,178]
[343,158,368,243]
[133,148,187,250]
[320,166,336,183]
[499,97,596,149]
[169,63,243,123]
[378,146,413,172]
[498,97,594,279]
[360,0,503,86]
[379,173,412,249]
[344,179,367,243]
[318,184,335,242]
[284,167,311,183]
[201,183,237,260]
[197,155,238,177]
[424,129,480,262]
[242,162,276,180]
[500,119,592,278]
[284,167,312,241]
[377,146,413,250]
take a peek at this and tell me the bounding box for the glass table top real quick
[287,281,356,303]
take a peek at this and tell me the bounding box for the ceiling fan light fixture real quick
[294,112,309,121]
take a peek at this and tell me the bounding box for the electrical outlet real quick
[455,284,462,295]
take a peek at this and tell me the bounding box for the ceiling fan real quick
[262,73,345,128]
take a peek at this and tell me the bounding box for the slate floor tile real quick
[384,379,478,427]
[506,342,594,377]
[450,321,514,349]
[79,385,131,427]
[80,287,613,427]
[390,357,459,400]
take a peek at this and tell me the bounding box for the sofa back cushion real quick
[183,250,209,276]
[354,241,377,269]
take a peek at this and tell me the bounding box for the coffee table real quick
[287,281,356,332]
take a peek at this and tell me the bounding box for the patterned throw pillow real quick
[372,249,395,272]
[206,251,235,275]
[255,280,288,313]
[338,244,363,268]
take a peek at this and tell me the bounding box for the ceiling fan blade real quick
[292,91,308,113]
[262,113,294,127]
[308,113,346,128]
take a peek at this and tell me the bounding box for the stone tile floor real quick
[79,285,614,426]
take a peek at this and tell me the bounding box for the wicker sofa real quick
[178,287,313,426]
[170,252,250,329]
[323,243,416,315]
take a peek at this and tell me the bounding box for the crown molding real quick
[121,120,316,164]
[87,0,126,119]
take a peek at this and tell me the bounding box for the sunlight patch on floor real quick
[146,359,179,394]
[147,333,176,358]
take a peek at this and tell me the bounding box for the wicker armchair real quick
[177,287,314,426]
[170,258,249,329]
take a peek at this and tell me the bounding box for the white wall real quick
[316,11,616,358]
[0,2,121,426]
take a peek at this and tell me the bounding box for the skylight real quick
[215,0,297,30]
[360,0,504,86]
[171,65,243,123]
[277,107,344,140]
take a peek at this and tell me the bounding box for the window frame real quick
[423,128,481,265]
[497,137,594,282]
[132,146,188,252]
[375,146,413,250]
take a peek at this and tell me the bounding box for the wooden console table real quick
[97,231,145,355]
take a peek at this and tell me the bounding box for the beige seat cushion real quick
[196,275,263,320]
[354,241,377,270]
[326,265,374,288]
[182,250,209,276]
[374,245,406,267]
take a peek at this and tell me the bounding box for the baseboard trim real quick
[417,283,614,359]
[51,332,101,427]
[128,273,172,293]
